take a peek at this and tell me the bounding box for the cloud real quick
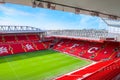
[0,17,18,25]
[98,18,108,30]
[0,5,32,16]
[77,14,108,30]
[77,15,93,29]
[0,3,108,30]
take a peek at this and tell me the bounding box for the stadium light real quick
[50,4,56,10]
[47,2,51,8]
[36,0,120,20]
[90,11,99,17]
[75,8,80,14]
[38,2,44,8]
[32,0,37,8]
[108,15,117,20]
[46,2,56,10]
[0,0,5,4]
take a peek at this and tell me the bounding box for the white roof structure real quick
[2,0,120,20]
[103,18,120,27]
[0,25,45,34]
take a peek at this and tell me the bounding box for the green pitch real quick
[0,50,91,80]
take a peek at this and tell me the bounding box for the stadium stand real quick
[0,36,3,42]
[56,59,120,80]
[0,34,40,42]
[22,42,36,52]
[0,40,51,56]
[48,29,120,80]
[0,44,13,56]
[10,43,25,54]
[4,35,16,42]
[93,42,119,61]
[16,35,28,41]
[43,41,52,49]
[34,42,45,50]
[0,25,51,56]
[0,25,120,80]
[53,39,119,61]
[27,34,40,41]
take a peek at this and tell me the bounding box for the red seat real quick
[34,42,46,50]
[0,36,3,42]
[16,35,27,41]
[4,35,16,42]
[56,59,119,80]
[54,39,119,61]
[27,34,39,41]
[10,43,25,54]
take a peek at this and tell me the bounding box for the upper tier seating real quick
[16,35,28,41]
[0,36,3,42]
[4,35,16,42]
[0,34,40,43]
[27,34,40,41]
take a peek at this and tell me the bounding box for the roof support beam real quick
[36,0,120,20]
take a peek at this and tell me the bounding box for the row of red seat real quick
[0,41,51,56]
[83,59,120,80]
[53,39,120,61]
[0,34,40,42]
[56,59,120,80]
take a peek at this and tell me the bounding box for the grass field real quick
[0,50,91,80]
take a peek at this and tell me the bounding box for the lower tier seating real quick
[0,41,51,56]
[34,42,47,50]
[0,44,12,56]
[10,43,25,54]
[56,59,120,80]
[22,42,37,52]
[53,39,120,61]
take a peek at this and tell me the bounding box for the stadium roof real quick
[103,18,120,27]
[0,25,45,34]
[2,0,120,20]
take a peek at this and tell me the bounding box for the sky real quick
[0,3,108,30]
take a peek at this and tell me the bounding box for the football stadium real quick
[0,0,120,80]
